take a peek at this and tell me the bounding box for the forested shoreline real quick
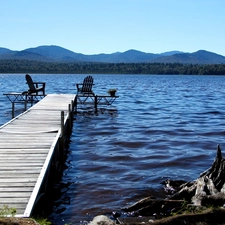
[0,59,225,75]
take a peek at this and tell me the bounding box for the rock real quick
[88,215,115,225]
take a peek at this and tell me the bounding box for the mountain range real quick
[0,45,225,64]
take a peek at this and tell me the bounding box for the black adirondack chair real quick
[25,74,46,95]
[76,76,94,96]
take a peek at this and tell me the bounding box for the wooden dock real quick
[0,94,75,217]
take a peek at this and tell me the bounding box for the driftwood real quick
[122,145,225,217]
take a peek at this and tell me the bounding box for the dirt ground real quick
[2,208,225,225]
[120,208,225,225]
[0,217,40,225]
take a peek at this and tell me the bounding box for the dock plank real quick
[0,94,75,217]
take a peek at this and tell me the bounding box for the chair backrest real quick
[26,74,36,92]
[81,76,94,93]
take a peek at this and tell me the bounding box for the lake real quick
[1,74,225,224]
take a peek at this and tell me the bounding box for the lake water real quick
[1,74,225,224]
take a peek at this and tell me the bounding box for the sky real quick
[1,0,225,56]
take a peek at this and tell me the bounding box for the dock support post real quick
[24,100,27,111]
[58,110,65,173]
[68,103,73,131]
[12,102,15,118]
[24,94,28,111]
[68,104,71,118]
[95,95,97,113]
[74,96,77,114]
[60,111,64,138]
[71,100,74,112]
[70,100,74,128]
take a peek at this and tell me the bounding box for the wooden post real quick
[71,100,74,112]
[70,100,74,128]
[25,94,28,111]
[24,100,27,111]
[60,111,64,138]
[68,104,71,119]
[95,95,97,113]
[12,102,15,118]
[68,103,72,131]
[74,96,77,113]
[59,111,65,161]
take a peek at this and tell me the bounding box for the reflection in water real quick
[1,74,225,224]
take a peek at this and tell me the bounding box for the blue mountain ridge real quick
[0,45,224,64]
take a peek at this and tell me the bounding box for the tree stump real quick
[170,145,225,206]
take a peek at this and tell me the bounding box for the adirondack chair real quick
[25,74,46,95]
[76,76,94,96]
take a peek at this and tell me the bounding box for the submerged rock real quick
[88,215,115,225]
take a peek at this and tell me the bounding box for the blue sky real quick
[1,0,225,56]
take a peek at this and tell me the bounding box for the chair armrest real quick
[76,83,82,89]
[33,82,45,85]
[33,82,46,88]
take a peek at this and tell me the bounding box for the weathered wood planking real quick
[0,94,75,217]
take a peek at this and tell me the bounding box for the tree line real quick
[0,59,225,75]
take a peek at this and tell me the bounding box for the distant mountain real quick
[0,45,225,64]
[151,50,225,64]
[25,45,84,61]
[0,47,13,54]
[160,51,185,56]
